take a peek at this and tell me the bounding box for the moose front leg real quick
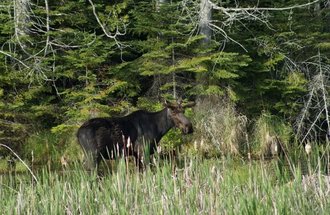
[133,140,152,171]
[133,152,145,171]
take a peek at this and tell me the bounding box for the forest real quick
[0,0,330,213]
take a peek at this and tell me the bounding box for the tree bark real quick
[199,0,212,43]
[14,0,30,41]
[324,1,330,32]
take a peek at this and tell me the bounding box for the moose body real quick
[77,102,193,170]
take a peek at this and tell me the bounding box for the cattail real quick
[270,141,278,156]
[60,155,68,168]
[127,136,131,148]
[305,142,312,155]
[157,145,162,153]
[200,139,204,147]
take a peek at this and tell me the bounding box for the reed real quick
[0,156,329,214]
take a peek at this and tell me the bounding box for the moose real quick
[77,100,194,171]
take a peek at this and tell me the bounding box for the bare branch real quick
[0,144,38,183]
[0,50,30,69]
[1,0,101,92]
[87,0,126,48]
[208,0,322,12]
[318,52,330,142]
[292,53,330,143]
[209,23,247,52]
[191,0,323,51]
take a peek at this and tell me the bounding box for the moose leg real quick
[134,141,153,171]
[83,151,100,172]
[170,148,178,176]
[133,152,144,171]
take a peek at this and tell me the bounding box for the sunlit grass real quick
[0,156,329,214]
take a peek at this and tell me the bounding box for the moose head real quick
[165,99,195,134]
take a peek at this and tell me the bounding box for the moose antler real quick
[163,97,195,109]
[182,101,195,108]
[164,99,178,109]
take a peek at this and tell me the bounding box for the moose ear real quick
[182,101,195,108]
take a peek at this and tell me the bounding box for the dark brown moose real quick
[77,100,194,170]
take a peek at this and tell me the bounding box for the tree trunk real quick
[324,2,330,32]
[172,37,176,99]
[14,0,30,40]
[156,0,177,98]
[199,0,212,43]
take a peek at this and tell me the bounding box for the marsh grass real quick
[192,98,248,156]
[252,112,293,158]
[1,156,329,214]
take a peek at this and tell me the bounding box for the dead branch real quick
[0,0,106,93]
[293,54,330,143]
[197,0,323,51]
[0,50,30,69]
[87,0,127,48]
[208,0,322,12]
[0,143,38,183]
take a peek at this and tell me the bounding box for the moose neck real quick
[152,108,175,142]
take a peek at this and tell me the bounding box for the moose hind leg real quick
[83,151,100,172]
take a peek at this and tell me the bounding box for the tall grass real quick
[192,97,248,156]
[252,112,293,158]
[1,157,329,214]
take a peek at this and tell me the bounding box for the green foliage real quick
[0,0,329,161]
[136,97,162,111]
[23,132,62,166]
[51,78,132,135]
[316,42,330,50]
[274,71,307,117]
